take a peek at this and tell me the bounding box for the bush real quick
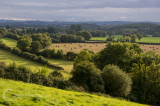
[50,71,63,78]
[101,64,132,97]
[65,51,77,61]
[71,61,104,92]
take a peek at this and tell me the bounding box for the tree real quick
[71,61,104,92]
[74,49,94,66]
[30,41,42,53]
[131,59,160,105]
[131,34,137,43]
[31,33,52,48]
[94,42,143,72]
[77,31,92,41]
[137,34,143,41]
[17,38,32,51]
[101,64,132,97]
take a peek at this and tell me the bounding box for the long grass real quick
[0,78,148,106]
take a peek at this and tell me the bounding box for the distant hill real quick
[0,19,160,28]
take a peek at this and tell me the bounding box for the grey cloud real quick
[0,0,160,21]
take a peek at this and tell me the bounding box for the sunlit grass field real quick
[48,59,73,72]
[0,49,71,78]
[91,35,123,41]
[0,78,148,106]
[0,38,73,78]
[1,38,17,48]
[136,37,160,43]
[91,36,160,43]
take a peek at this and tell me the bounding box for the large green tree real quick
[71,61,104,92]
[31,33,52,48]
[17,38,32,51]
[131,59,160,105]
[94,42,143,72]
[30,41,42,53]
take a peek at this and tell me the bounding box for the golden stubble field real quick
[49,43,107,53]
[49,43,160,54]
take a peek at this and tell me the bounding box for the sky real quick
[0,0,160,22]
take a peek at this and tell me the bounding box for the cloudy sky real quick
[0,0,160,22]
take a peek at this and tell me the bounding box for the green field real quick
[0,78,147,106]
[91,35,123,41]
[136,37,160,43]
[0,49,72,78]
[0,38,73,78]
[48,59,73,72]
[0,49,55,72]
[91,37,107,41]
[1,38,17,48]
[91,36,160,43]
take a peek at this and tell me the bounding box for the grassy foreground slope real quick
[0,79,147,106]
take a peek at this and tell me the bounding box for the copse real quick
[77,31,92,41]
[101,64,132,97]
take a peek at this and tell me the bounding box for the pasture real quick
[0,49,71,79]
[1,38,17,48]
[48,59,73,72]
[136,37,160,43]
[0,78,147,106]
[91,35,123,41]
[1,38,74,76]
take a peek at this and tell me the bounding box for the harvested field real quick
[49,43,107,53]
[140,44,160,54]
[49,43,160,54]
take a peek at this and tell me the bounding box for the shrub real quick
[50,71,63,78]
[65,51,77,61]
[101,64,132,97]
[71,61,104,92]
[12,47,22,55]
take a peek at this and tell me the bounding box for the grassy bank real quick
[0,78,148,106]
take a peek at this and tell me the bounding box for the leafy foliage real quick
[71,61,104,92]
[101,64,132,97]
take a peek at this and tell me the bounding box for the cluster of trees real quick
[39,49,77,61]
[107,34,143,43]
[17,33,52,53]
[90,30,106,37]
[50,31,92,43]
[1,22,160,39]
[71,43,160,105]
[50,34,85,43]
[26,27,59,34]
